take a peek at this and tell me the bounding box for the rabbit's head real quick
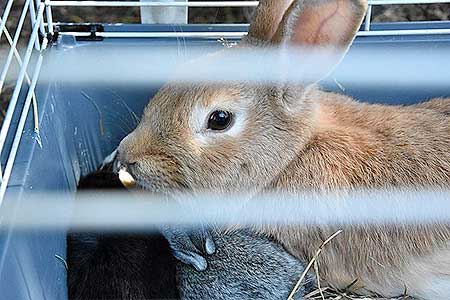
[118,0,368,193]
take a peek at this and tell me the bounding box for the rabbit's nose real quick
[117,134,140,166]
[116,142,137,189]
[116,149,137,171]
[116,155,136,170]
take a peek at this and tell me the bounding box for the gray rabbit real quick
[179,230,314,300]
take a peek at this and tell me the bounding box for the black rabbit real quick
[68,162,313,300]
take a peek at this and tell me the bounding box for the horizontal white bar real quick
[368,0,450,4]
[59,28,450,39]
[2,190,450,229]
[39,46,450,85]
[357,28,450,36]
[60,31,248,38]
[46,1,259,7]
[46,0,450,8]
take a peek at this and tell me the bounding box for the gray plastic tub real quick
[1,23,450,300]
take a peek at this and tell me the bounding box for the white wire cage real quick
[37,0,450,38]
[0,0,450,204]
[0,2,450,299]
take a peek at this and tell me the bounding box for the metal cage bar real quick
[369,0,450,4]
[0,17,40,131]
[1,0,450,204]
[0,0,32,94]
[364,4,373,31]
[0,3,45,165]
[45,2,54,34]
[45,0,450,7]
[60,28,450,39]
[46,1,259,7]
[0,0,15,42]
[0,42,45,203]
[28,0,41,50]
[43,0,450,37]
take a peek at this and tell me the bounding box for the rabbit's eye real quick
[207,110,233,131]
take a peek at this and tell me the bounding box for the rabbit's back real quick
[267,91,450,297]
[271,91,450,191]
[414,97,450,116]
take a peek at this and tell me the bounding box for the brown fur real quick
[266,92,450,298]
[118,0,450,298]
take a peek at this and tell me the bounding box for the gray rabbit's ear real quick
[273,0,368,84]
[246,0,296,42]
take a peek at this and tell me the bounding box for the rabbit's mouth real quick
[117,167,151,192]
[114,146,190,194]
[117,163,190,196]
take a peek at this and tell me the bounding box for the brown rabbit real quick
[117,0,450,298]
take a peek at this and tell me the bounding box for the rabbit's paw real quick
[161,226,216,271]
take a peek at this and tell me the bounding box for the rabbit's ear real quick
[273,0,367,83]
[274,0,367,47]
[247,0,295,41]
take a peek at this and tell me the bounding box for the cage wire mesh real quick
[0,0,450,214]
[0,3,450,300]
